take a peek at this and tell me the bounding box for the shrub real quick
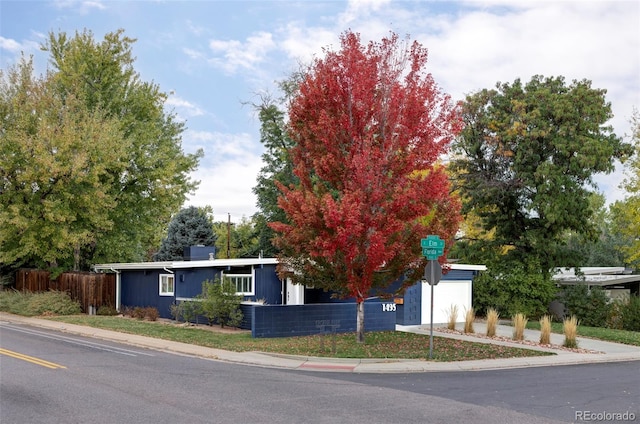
[607,298,625,330]
[144,307,159,321]
[27,291,81,316]
[563,315,579,348]
[560,284,610,328]
[169,303,181,321]
[0,290,81,316]
[181,300,201,324]
[97,305,118,316]
[539,315,552,345]
[0,289,29,314]
[486,308,499,337]
[445,304,458,330]
[512,313,528,341]
[463,307,475,334]
[472,261,555,319]
[200,279,243,328]
[170,300,201,324]
[132,307,146,320]
[620,295,640,332]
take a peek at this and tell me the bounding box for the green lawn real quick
[46,315,554,362]
[526,321,640,346]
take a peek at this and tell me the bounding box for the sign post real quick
[421,235,445,359]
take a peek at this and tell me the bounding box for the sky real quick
[1,0,639,223]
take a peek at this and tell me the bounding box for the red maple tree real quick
[270,31,462,343]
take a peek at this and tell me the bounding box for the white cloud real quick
[53,0,106,14]
[164,95,205,118]
[342,0,393,24]
[278,22,337,64]
[0,36,22,52]
[184,132,263,221]
[207,31,276,74]
[274,1,638,206]
[0,36,40,56]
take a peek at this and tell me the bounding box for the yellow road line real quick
[0,348,66,369]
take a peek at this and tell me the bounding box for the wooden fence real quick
[15,269,116,313]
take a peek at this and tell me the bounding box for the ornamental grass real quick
[539,315,552,345]
[464,307,475,334]
[486,308,499,337]
[512,313,528,341]
[563,315,579,348]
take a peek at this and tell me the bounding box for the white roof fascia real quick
[94,258,482,272]
[555,274,640,286]
[93,262,173,271]
[554,267,626,277]
[171,258,278,269]
[93,258,278,272]
[448,264,487,271]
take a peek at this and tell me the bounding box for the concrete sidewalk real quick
[1,312,638,373]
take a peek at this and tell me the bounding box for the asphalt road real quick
[1,323,638,424]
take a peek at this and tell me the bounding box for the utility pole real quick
[227,213,231,259]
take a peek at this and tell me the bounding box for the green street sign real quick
[421,235,445,260]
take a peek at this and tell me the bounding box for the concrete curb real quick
[2,313,639,373]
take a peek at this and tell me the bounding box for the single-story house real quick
[553,267,640,300]
[550,267,640,318]
[93,248,485,337]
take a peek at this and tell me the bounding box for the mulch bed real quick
[435,327,603,354]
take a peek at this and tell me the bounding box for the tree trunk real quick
[356,301,365,343]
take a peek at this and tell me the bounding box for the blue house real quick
[93,253,484,337]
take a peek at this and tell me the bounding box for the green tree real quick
[451,76,631,277]
[560,284,611,327]
[42,29,202,265]
[0,57,127,274]
[251,89,300,257]
[271,31,462,343]
[562,193,626,267]
[154,206,217,261]
[610,110,640,269]
[200,279,243,328]
[213,216,260,259]
[473,259,556,319]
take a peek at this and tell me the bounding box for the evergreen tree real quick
[154,207,216,261]
[451,75,631,277]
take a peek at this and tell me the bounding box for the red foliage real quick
[271,31,462,303]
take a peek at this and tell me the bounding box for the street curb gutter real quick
[1,313,639,374]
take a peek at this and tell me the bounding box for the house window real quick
[223,273,253,295]
[159,274,175,296]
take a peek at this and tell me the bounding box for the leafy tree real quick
[42,29,202,265]
[213,216,260,258]
[473,259,556,319]
[563,193,626,267]
[169,299,202,325]
[200,279,243,328]
[154,206,216,261]
[450,76,631,277]
[271,31,462,343]
[610,110,640,269]
[251,89,300,257]
[560,284,611,327]
[0,57,127,274]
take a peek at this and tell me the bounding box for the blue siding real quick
[246,301,396,338]
[442,269,477,280]
[397,282,421,325]
[249,264,282,304]
[176,268,218,298]
[120,270,175,318]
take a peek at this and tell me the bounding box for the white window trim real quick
[159,274,175,296]
[222,268,254,296]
